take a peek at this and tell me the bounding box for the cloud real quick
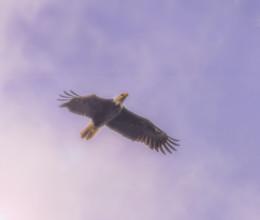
[0,0,48,87]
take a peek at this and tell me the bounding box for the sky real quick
[0,0,260,219]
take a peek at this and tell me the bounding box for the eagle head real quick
[113,93,128,107]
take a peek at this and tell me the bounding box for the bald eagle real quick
[58,91,179,154]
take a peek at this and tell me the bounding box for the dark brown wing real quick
[107,108,180,154]
[57,90,111,119]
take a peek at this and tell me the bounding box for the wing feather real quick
[64,91,74,97]
[151,138,155,150]
[107,108,179,154]
[163,143,172,154]
[58,91,110,119]
[159,146,166,154]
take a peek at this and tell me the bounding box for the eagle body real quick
[58,91,179,154]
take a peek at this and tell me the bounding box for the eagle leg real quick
[80,122,100,140]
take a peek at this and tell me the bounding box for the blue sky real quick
[1,0,260,219]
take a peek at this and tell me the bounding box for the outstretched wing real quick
[107,108,179,154]
[57,90,110,119]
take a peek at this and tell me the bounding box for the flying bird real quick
[58,91,180,154]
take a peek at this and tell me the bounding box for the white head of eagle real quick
[113,93,128,108]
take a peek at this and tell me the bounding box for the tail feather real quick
[80,122,100,140]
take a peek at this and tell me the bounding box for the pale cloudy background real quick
[0,0,260,220]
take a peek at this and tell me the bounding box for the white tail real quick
[80,122,100,140]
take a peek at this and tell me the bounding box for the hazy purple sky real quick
[1,0,260,219]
